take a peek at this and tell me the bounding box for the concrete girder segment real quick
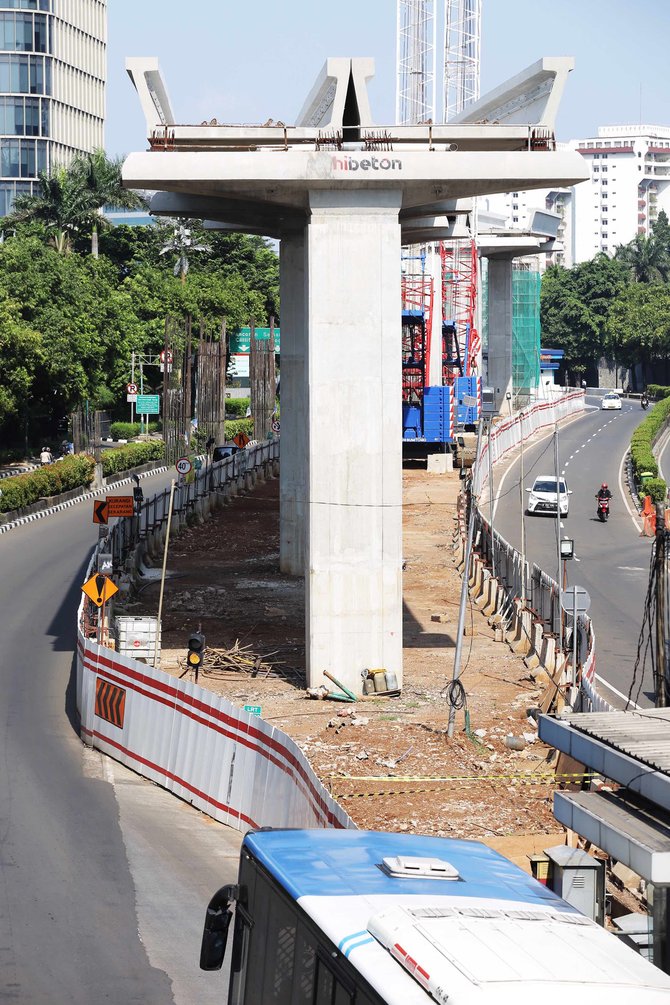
[123,55,588,696]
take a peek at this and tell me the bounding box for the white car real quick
[601,392,622,410]
[526,475,571,517]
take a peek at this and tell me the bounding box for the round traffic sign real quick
[127,382,138,394]
[271,420,280,432]
[560,585,591,615]
[160,349,174,363]
[176,456,192,475]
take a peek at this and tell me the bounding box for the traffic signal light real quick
[187,631,206,678]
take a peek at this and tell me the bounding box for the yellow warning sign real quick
[232,431,249,449]
[81,573,119,608]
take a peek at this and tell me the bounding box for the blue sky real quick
[107,0,670,157]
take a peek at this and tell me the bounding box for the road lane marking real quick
[617,442,643,533]
[618,566,645,572]
[594,674,641,710]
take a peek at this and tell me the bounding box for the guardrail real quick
[462,391,612,713]
[77,437,355,833]
[108,440,279,570]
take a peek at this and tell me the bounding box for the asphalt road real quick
[492,397,655,708]
[0,474,241,1004]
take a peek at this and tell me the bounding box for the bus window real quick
[229,910,250,1005]
[314,956,354,1005]
[261,889,297,1002]
[292,924,316,1004]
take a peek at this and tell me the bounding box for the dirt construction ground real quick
[125,466,571,870]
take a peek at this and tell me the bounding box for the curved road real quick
[0,475,240,1003]
[492,397,654,708]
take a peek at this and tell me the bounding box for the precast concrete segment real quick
[305,191,403,693]
[279,229,308,575]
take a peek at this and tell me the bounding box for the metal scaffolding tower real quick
[443,0,481,121]
[396,0,437,125]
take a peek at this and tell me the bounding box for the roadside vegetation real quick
[540,210,670,387]
[0,154,279,452]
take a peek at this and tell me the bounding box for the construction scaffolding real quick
[194,320,227,449]
[401,265,434,401]
[512,267,541,404]
[440,238,478,385]
[249,318,276,442]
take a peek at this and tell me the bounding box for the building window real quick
[0,96,45,136]
[0,136,46,177]
[2,2,50,9]
[0,54,50,95]
[0,12,49,53]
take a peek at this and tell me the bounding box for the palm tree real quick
[615,233,670,284]
[70,149,146,257]
[6,166,95,254]
[5,150,146,257]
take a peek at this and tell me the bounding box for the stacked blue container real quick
[454,375,479,425]
[422,386,452,442]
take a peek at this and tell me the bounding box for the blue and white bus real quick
[200,829,670,1004]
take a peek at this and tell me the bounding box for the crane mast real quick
[396,0,437,125]
[443,0,481,120]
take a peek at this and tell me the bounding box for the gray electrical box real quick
[481,386,496,416]
[544,845,605,925]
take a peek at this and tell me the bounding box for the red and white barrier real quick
[77,590,353,832]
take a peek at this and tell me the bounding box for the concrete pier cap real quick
[123,53,588,696]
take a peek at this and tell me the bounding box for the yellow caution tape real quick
[329,771,597,784]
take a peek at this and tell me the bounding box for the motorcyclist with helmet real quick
[596,483,612,502]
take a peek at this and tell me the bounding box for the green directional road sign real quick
[136,394,160,414]
[243,705,262,717]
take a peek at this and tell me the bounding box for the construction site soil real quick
[126,467,573,870]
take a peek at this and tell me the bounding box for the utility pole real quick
[554,423,563,653]
[655,502,667,707]
[447,416,484,738]
[519,409,526,604]
[487,420,495,579]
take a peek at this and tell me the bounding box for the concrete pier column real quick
[279,228,308,574]
[305,190,403,694]
[486,256,514,412]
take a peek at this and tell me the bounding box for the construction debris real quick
[179,640,301,681]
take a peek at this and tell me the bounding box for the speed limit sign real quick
[176,457,192,475]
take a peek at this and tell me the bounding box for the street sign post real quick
[81,573,119,608]
[136,394,160,415]
[561,586,591,700]
[232,431,250,449]
[176,457,192,476]
[93,499,109,525]
[106,496,135,518]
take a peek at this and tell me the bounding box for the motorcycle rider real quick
[641,391,649,409]
[596,482,613,506]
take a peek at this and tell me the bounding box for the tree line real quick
[540,211,670,387]
[0,153,279,449]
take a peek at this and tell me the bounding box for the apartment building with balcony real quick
[481,126,670,267]
[0,0,106,216]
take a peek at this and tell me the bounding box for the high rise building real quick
[481,126,670,268]
[0,0,106,216]
[572,125,670,262]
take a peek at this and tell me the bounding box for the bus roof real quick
[243,829,670,1004]
[244,829,565,906]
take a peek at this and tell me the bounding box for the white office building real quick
[0,0,106,216]
[481,126,670,267]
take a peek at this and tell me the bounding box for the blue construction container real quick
[454,375,480,425]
